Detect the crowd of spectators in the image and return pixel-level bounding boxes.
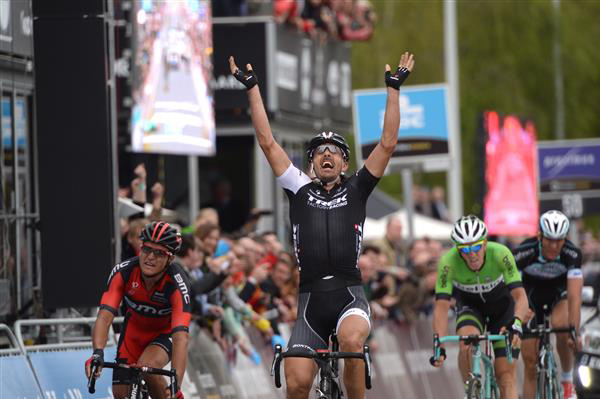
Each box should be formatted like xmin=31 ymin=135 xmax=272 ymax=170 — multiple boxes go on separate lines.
xmin=275 ymin=0 xmax=376 ymax=41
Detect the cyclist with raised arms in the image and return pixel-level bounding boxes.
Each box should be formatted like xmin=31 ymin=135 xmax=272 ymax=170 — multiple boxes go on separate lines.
xmin=84 ymin=221 xmax=190 ymax=399
xmin=513 ymin=210 xmax=582 ymax=399
xmin=229 ymin=52 xmax=414 ymax=399
xmin=432 ymin=215 xmax=529 ymax=399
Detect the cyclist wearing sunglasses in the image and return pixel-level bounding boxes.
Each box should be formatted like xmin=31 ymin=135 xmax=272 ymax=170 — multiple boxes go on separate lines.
xmin=513 ymin=210 xmax=582 ymax=399
xmin=432 ymin=215 xmax=529 ymax=399
xmin=229 ymin=52 xmax=414 ymax=399
xmin=85 ymin=221 xmax=190 ymax=399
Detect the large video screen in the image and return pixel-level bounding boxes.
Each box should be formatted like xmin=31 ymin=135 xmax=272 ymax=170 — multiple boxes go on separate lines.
xmin=483 ymin=111 xmax=538 ymax=236
xmin=131 ymin=0 xmax=215 ymax=156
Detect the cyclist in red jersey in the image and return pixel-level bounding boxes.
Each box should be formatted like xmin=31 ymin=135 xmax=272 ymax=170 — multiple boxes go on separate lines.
xmin=85 ymin=221 xmax=191 ymax=399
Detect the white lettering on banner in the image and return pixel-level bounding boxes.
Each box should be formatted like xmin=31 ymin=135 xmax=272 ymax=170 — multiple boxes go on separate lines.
xmin=209 ymin=75 xmax=245 ymax=90
xmin=327 ymin=60 xmax=340 ymax=97
xmin=174 ymin=273 xmax=191 ymax=304
xmin=198 ymin=373 xmax=216 ymax=389
xmin=276 ymin=51 xmax=297 ymax=91
xmin=374 ymin=352 xmax=406 ymax=378
xmin=543 ymin=148 xmax=595 ymax=176
xmin=0 ymin=1 xmax=10 ymax=32
xmin=307 ymin=194 xmax=348 ymax=209
xmin=380 ymin=95 xmax=425 ymax=131
xmin=20 ymin=11 xmax=32 ymax=36
xmin=340 ymin=62 xmax=351 ymax=107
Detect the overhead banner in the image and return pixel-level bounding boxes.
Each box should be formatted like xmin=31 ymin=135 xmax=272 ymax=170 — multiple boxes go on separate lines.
xmin=483 ymin=111 xmax=539 ymax=236
xmin=353 ymin=84 xmax=449 ymax=164
xmin=538 ymin=139 xmax=600 ymax=218
xmin=0 ymin=0 xmax=33 ymax=57
xmin=276 ymin=25 xmax=352 ymax=124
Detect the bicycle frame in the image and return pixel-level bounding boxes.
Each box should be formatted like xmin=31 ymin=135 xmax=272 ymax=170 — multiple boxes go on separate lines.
xmin=271 ymin=343 xmax=372 ymax=399
xmin=433 ymin=333 xmax=512 ymax=399
xmin=526 ymin=306 xmax=575 ymax=399
xmin=88 ymin=362 xmax=178 ymax=399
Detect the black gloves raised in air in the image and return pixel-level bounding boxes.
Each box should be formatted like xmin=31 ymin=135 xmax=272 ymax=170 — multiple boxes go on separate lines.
xmin=233 ymin=67 xmax=258 ymax=90
xmin=385 ymin=66 xmax=411 ymax=90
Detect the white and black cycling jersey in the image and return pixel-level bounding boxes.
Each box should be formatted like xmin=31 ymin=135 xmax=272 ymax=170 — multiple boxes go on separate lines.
xmin=512 ymin=237 xmax=582 ymax=289
xmin=277 ymin=163 xmax=379 ymax=292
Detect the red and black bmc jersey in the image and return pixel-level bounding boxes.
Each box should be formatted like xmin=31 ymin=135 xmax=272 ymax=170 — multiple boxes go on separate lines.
xmin=100 ymin=257 xmax=192 ymax=334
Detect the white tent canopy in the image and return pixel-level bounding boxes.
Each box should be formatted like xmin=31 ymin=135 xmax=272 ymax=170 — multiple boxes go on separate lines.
xmin=363 ymin=209 xmax=453 ymax=241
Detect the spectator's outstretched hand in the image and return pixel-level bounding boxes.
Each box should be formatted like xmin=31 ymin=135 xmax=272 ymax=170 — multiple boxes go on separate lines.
xmin=229 ymin=56 xmax=258 ymax=90
xmin=385 ymin=52 xmax=415 ymax=90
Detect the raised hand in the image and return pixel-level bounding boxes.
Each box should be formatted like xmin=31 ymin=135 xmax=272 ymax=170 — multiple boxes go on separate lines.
xmin=385 ymin=52 xmax=415 ymax=90
xmin=229 ymin=56 xmax=258 ymax=90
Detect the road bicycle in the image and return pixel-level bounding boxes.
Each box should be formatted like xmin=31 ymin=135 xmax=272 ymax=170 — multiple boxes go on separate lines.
xmin=525 ymin=304 xmax=577 ymax=399
xmin=271 ymin=334 xmax=372 ymax=399
xmin=88 ymin=361 xmax=178 ymax=399
xmin=432 ymin=332 xmax=512 ymax=399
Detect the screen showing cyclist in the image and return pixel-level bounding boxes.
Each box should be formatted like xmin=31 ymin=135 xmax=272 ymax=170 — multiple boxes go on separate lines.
xmin=432 ymin=215 xmax=529 ymax=399
xmin=513 ymin=210 xmax=582 ymax=399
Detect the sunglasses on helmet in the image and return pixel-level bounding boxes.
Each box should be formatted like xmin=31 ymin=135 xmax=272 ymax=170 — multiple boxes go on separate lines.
xmin=315 ymin=144 xmax=341 ymax=155
xmin=457 ymin=240 xmax=485 ymax=254
xmin=141 ymin=245 xmax=171 ymax=258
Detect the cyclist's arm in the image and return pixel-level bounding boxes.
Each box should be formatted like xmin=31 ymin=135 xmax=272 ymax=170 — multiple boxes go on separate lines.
xmin=510 ymin=286 xmax=529 ymax=323
xmin=92 ymin=308 xmax=114 ymax=350
xmin=363 ymin=85 xmax=399 ymax=178
xmin=567 ymin=273 xmax=583 ymax=335
xmin=247 ymin=86 xmax=291 ymax=177
xmin=171 ymin=330 xmax=188 ymax=390
xmin=433 ymin=299 xmax=451 ymax=343
xmin=364 ymin=54 xmax=414 ymax=177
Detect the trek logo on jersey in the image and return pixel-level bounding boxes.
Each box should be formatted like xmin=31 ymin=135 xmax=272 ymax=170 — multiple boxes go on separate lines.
xmin=124 ymin=296 xmax=171 ymax=316
xmin=174 ymin=273 xmax=191 ymax=304
xmin=307 ymin=194 xmax=348 ymax=209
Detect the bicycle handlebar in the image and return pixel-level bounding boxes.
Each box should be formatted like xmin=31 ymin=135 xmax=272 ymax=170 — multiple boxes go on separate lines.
xmin=88 ymin=362 xmax=178 ymax=396
xmin=431 ymin=333 xmax=513 ymax=365
xmin=523 ymin=326 xmax=577 ymax=341
xmin=271 ymin=344 xmax=372 ymax=390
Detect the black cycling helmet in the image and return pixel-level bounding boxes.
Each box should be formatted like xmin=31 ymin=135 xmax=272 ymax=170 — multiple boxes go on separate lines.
xmin=140 ymin=221 xmax=182 ymax=253
xmin=306 ymin=131 xmax=350 ymax=161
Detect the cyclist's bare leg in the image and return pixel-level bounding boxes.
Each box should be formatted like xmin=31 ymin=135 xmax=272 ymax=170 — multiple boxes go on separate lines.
xmin=551 ymin=300 xmax=573 ymax=374
xmin=456 ymin=325 xmax=479 ymax=383
xmin=494 ymin=356 xmax=518 ymax=399
xmin=112 ymin=384 xmax=129 ymax=398
xmin=521 ymin=337 xmax=540 ymax=399
xmin=284 ymin=357 xmax=318 ymax=399
xmin=337 ymin=314 xmax=369 ymax=399
xmin=137 ymin=344 xmax=170 ymax=399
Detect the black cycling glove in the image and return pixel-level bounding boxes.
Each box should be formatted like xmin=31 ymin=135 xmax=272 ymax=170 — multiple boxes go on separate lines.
xmin=86 ymin=348 xmax=104 ymax=369
xmin=429 ymin=347 xmax=446 ymax=366
xmin=385 ymin=66 xmax=411 ymax=90
xmin=508 ymin=317 xmax=523 ymax=338
xmin=233 ymin=66 xmax=258 ymax=90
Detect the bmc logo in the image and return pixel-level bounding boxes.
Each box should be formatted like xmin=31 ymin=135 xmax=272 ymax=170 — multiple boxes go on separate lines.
xmin=124 ymin=296 xmax=171 ymax=316
xmin=174 ymin=273 xmax=191 ymax=304
xmin=107 ymin=259 xmax=131 ymax=283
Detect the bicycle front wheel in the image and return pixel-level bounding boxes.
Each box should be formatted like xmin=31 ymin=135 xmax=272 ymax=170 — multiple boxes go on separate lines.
xmin=466 ymin=377 xmax=482 ymax=399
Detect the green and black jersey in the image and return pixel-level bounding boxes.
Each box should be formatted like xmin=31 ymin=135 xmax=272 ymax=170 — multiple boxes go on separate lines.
xmin=435 ymin=241 xmax=522 ymax=307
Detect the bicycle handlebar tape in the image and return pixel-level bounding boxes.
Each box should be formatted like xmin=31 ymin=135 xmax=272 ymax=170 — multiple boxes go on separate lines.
xmin=233 ymin=67 xmax=258 ymax=90
xmin=385 ymin=66 xmax=410 ymax=90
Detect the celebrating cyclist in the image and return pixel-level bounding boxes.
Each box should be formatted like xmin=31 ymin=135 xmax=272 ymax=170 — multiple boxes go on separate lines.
xmin=84 ymin=221 xmax=190 ymax=399
xmin=432 ymin=215 xmax=529 ymax=399
xmin=513 ymin=210 xmax=582 ymax=399
xmin=230 ymin=52 xmax=414 ymax=399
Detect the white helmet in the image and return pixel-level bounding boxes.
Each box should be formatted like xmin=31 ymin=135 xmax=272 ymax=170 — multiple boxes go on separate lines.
xmin=540 ymin=210 xmax=569 ymax=239
xmin=451 ymin=215 xmax=488 ymax=244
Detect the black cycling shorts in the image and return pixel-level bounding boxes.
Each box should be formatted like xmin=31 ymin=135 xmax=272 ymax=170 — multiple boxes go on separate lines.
xmin=523 ymin=284 xmax=567 ymax=336
xmin=112 ymin=333 xmax=172 ymax=385
xmin=455 ymin=299 xmax=519 ymax=359
xmin=287 ymin=285 xmax=370 ymax=352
